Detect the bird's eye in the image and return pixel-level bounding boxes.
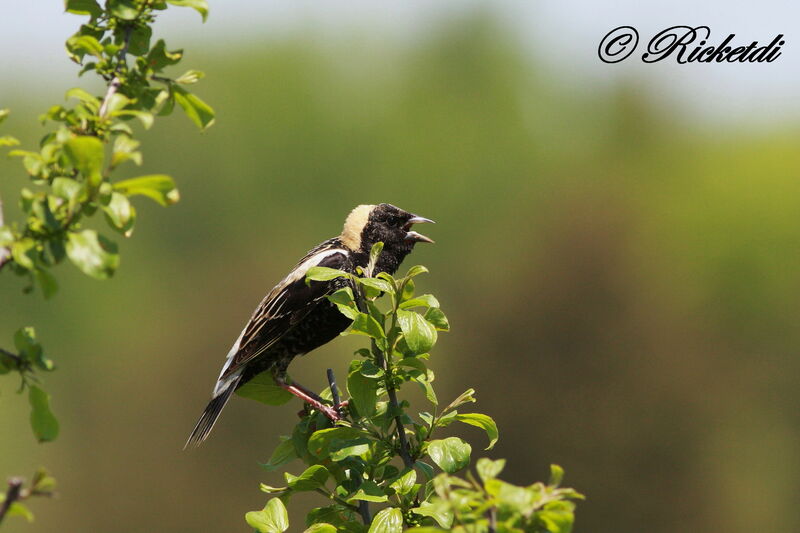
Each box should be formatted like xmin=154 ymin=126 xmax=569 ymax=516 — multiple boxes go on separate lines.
xmin=387 ymin=215 xmax=400 ymax=227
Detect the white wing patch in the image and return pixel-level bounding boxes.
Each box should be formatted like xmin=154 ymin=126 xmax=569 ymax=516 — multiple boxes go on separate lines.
xmin=211 ymin=248 xmax=348 ymax=397
xmin=286 ymin=249 xmax=347 ymax=284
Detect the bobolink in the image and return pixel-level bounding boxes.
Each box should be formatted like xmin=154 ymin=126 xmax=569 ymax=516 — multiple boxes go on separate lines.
xmin=185 ymin=203 xmax=434 ymax=447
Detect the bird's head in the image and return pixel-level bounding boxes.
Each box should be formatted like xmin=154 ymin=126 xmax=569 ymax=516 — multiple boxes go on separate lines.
xmin=341 ymin=203 xmax=434 ymax=270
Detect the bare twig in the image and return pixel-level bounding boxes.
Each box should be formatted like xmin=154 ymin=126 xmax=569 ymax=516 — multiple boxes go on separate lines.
xmin=326 ymin=368 xmax=341 ymax=411
xmin=0 ymin=348 xmax=22 ymax=365
xmin=358 ymin=500 xmax=372 ymax=525
xmin=0 ymin=477 xmax=24 ymax=526
xmin=487 ymin=506 xmax=497 ymax=533
xmin=98 ymin=24 xmax=134 ymax=118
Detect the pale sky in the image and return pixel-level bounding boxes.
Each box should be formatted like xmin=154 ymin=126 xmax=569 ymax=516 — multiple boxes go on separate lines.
xmin=1 ymin=1 xmax=798 ymax=126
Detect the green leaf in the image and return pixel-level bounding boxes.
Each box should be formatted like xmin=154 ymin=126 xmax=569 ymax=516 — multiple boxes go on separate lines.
xmin=0 ymin=108 xmax=10 ymax=124
xmin=29 ymin=385 xmax=59 ymax=442
xmin=0 ymin=135 xmax=20 ymax=146
xmin=10 ymin=238 xmax=35 ymax=270
xmin=66 ymin=230 xmax=119 ymax=279
xmin=455 ymin=413 xmax=499 ymax=450
xmin=5 ymin=502 xmax=34 ymax=522
xmin=260 ymin=437 xmax=297 ymax=471
xmin=367 ymin=507 xmax=403 ymax=533
xmin=484 ymin=479 xmax=535 ymax=514
xmin=307 ymin=427 xmax=366 ymax=459
xmin=329 ymin=437 xmax=371 ymax=461
xmin=415 ymin=460 xmax=435 ymax=481
xmin=357 ymin=277 xmax=394 ymax=294
xmin=411 ymin=501 xmax=453 ymax=529
xmin=66 ymin=34 xmax=104 ymax=59
xmin=347 ymin=370 xmax=378 ymax=418
xmin=173 ymin=86 xmax=215 ymax=130
xmin=175 ymin=69 xmax=205 ymax=84
xmin=166 ymin=0 xmax=209 ymax=21
xmin=306 ymin=266 xmax=349 ymax=283
xmin=366 ymin=241 xmax=383 ymax=275
xmin=103 ymin=192 xmax=134 ymax=232
xmin=348 ymin=480 xmax=388 ymax=504
xmin=31 ymin=467 xmax=57 ymax=493
xmin=538 ymin=500 xmax=576 ymax=533
xmin=306 ymin=505 xmax=362 ymax=533
xmin=52 ymin=177 xmax=85 ymax=208
xmin=405 ymin=265 xmax=429 ymax=278
xmin=423 ymin=308 xmax=449 ymax=331
xmin=476 ymin=457 xmax=506 ymax=482
xmin=286 ymin=464 xmax=330 ymax=492
xmin=328 ymin=287 xmax=354 ymax=305
xmin=259 ymin=483 xmax=287 ymax=494
xmin=549 ymin=464 xmax=565 ymax=486
xmin=388 ymin=469 xmax=417 ymax=495
xmin=108 ymin=0 xmax=139 ymax=19
xmin=113 ymin=174 xmax=179 ymax=206
xmin=426 ymin=437 xmax=471 ymax=474
xmin=399 ymin=294 xmax=439 ymax=309
xmin=65 ymin=0 xmax=102 ymax=17
xmin=443 ymin=389 xmax=476 ymax=413
xmin=246 ymin=498 xmax=289 ymax=533
xmin=63 ymin=135 xmax=104 ymax=186
xmin=128 ymin=24 xmax=152 ymax=56
xmin=146 ymin=39 xmax=183 ymax=70
xmin=397 ymin=309 xmax=437 ymax=354
xmin=111 ymin=135 xmax=142 ymax=168
xmin=104 ymin=93 xmax=132 ymax=115
xmin=413 ymin=370 xmax=438 ymax=406
xmin=14 ymin=327 xmax=49 ymax=369
xmin=35 ymin=269 xmax=59 ymax=300
xmin=236 ymin=371 xmax=292 ymax=405
xmin=359 ymin=359 xmax=384 ymax=378
xmin=65 ymin=87 xmax=99 ymax=108
xmin=111 ymin=109 xmax=154 ymax=129
xmin=303 ymin=524 xmax=336 ymax=533
xmin=348 ymin=313 xmax=385 ymax=340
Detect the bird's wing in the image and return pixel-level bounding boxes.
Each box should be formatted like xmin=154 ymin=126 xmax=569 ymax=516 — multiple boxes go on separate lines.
xmin=217 ymin=241 xmax=349 ymax=382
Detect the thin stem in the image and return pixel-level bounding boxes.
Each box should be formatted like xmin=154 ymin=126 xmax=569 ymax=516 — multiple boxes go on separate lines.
xmin=0 ymin=348 xmax=22 ymax=365
xmin=353 ymin=283 xmax=414 ymax=469
xmin=326 ymin=368 xmax=341 ymax=411
xmin=358 ymin=500 xmax=372 ymax=524
xmin=98 ymin=24 xmax=134 ymax=119
xmin=487 ymin=506 xmax=497 ymax=533
xmin=314 ymin=488 xmax=361 ymax=515
xmin=0 ymin=477 xmax=24 ymax=526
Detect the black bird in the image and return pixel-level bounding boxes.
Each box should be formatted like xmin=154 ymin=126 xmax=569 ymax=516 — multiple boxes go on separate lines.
xmin=185 ymin=203 xmax=434 ymax=447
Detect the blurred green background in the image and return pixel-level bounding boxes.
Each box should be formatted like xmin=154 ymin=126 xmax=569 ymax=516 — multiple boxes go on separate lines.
xmin=3 ymin=8 xmax=800 ymax=533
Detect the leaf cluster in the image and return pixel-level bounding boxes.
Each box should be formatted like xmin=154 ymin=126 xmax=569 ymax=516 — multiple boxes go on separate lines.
xmin=0 ymin=468 xmax=57 ymax=526
xmin=0 ymin=2 xmax=213 ymax=521
xmin=242 ymin=246 xmax=582 ymax=533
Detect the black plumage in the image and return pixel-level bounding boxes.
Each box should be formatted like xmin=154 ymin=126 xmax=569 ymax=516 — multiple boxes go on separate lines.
xmin=185 ymin=203 xmax=433 ymax=447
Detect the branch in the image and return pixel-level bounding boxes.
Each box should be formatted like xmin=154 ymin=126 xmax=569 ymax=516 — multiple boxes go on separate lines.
xmin=358 ymin=500 xmax=371 ymax=525
xmin=353 ymin=285 xmax=414 ymax=470
xmin=487 ymin=506 xmax=497 ymax=533
xmin=326 ymin=368 xmax=341 ymax=413
xmin=0 ymin=348 xmax=22 ymax=365
xmin=98 ymin=24 xmax=134 ymax=118
xmin=0 ymin=477 xmax=24 ymax=526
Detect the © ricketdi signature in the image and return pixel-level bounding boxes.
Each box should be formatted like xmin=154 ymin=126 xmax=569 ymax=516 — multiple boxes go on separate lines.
xmin=599 ymin=25 xmax=785 ymax=64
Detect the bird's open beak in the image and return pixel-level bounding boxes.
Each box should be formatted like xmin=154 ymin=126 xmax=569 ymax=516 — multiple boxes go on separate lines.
xmin=404 ymin=215 xmax=435 ymax=244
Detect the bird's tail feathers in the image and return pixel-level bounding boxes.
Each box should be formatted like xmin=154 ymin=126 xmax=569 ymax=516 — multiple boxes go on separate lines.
xmin=184 ymin=376 xmax=241 ymax=449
